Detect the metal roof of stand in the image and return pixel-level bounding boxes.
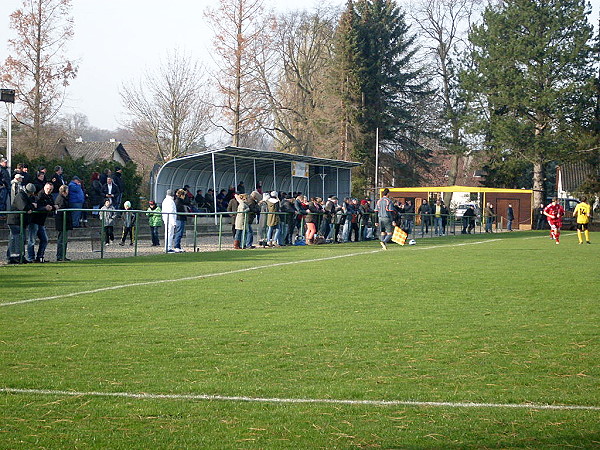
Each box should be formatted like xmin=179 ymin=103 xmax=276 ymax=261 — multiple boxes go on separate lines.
xmin=153 ymin=146 xmax=361 ymax=204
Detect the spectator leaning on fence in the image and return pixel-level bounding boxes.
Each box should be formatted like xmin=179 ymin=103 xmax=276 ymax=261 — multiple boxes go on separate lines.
xmin=233 ymin=193 xmax=249 ymax=249
xmin=68 ymin=176 xmax=85 ymax=228
xmin=55 ymin=184 xmax=72 ymax=262
xmin=266 ymin=191 xmax=281 ymax=247
xmin=173 ymin=189 xmax=188 ymax=252
xmin=28 ymin=182 xmax=55 ymax=263
xmin=7 ymin=183 xmax=36 ymax=264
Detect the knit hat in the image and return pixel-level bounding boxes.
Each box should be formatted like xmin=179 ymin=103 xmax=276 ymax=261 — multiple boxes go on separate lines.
xmin=124 ymin=201 xmax=131 ymax=208
xmin=25 ymin=183 xmax=36 ymax=193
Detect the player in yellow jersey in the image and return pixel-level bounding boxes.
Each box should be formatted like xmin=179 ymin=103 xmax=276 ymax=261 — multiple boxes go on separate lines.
xmin=572 ymin=197 xmax=591 ymax=244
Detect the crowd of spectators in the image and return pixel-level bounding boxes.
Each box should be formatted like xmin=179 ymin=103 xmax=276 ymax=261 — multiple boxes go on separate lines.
xmin=3 ymin=162 xmax=130 ymax=263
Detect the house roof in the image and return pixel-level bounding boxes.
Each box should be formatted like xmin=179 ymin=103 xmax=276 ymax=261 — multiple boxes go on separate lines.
xmin=559 ymin=162 xmax=595 ymax=193
xmin=387 ymin=185 xmax=533 ymax=194
xmin=64 ymin=141 xmax=132 ymax=164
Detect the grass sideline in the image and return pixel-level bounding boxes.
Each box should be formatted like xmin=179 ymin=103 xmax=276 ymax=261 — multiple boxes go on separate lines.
xmin=1 ymin=231 xmax=599 ymax=448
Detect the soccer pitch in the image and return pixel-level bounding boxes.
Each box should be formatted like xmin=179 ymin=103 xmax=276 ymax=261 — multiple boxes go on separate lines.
xmin=1 ymin=232 xmax=598 ymax=448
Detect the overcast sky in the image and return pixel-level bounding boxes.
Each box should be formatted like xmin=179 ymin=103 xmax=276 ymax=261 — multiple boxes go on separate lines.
xmin=1 ymin=0 xmax=599 ymax=133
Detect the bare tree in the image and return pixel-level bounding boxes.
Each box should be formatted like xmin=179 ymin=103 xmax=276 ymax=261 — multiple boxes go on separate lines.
xmin=120 ymin=51 xmax=212 ymax=162
xmin=1 ymin=0 xmax=78 ymax=155
xmin=205 ymin=0 xmax=268 ymax=147
xmin=408 ymin=0 xmax=482 ymax=200
xmin=252 ymin=8 xmax=339 ymax=157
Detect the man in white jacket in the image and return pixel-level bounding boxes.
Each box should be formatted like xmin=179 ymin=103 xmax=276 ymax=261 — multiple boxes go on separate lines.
xmin=161 ymin=189 xmax=177 ymax=252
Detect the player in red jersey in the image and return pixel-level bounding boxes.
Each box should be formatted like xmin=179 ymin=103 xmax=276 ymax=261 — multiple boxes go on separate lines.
xmin=543 ymin=198 xmax=565 ymax=244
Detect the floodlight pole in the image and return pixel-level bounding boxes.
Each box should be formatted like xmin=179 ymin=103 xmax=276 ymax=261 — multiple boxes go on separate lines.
xmin=6 ymin=102 xmax=12 ymax=169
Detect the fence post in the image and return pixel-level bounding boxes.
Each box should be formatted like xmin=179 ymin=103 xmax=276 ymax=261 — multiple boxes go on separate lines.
xmin=193 ymin=214 xmax=198 ymax=252
xmin=134 ymin=211 xmax=139 ymax=257
xmin=218 ymin=214 xmax=223 ymax=251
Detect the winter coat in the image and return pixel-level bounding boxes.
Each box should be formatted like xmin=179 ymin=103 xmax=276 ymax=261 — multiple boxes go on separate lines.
xmin=100 ymin=205 xmax=116 ymax=226
xmin=7 ymin=191 xmax=34 ymax=226
xmin=55 ymin=194 xmax=73 ymax=231
xmin=89 ymin=180 xmax=104 ymax=206
xmin=146 ymin=206 xmax=163 ymax=227
xmin=67 ymin=181 xmax=85 ymax=204
xmin=235 ymin=201 xmax=249 ymax=230
xmin=266 ymin=199 xmax=280 ymax=227
xmin=122 ymin=209 xmax=137 ymax=228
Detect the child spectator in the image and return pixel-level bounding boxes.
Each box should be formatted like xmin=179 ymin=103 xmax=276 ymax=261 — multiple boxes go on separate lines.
xmin=119 ymin=201 xmax=136 ymax=246
xmin=99 ymin=199 xmax=116 ymax=245
xmin=146 ymin=200 xmax=163 ymax=246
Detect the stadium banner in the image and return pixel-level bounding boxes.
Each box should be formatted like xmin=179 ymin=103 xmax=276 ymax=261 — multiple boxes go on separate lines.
xmin=391 ymin=227 xmax=408 ymax=246
xmin=291 ymin=161 xmax=309 ymax=178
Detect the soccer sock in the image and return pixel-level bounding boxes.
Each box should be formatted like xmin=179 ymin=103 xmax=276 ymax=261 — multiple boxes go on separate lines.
xmin=555 ymin=230 xmax=560 ymax=242
xmin=584 ymin=229 xmax=590 ymax=242
xmin=550 ymin=230 xmax=555 ymax=240
xmin=577 ymin=230 xmax=583 ymax=244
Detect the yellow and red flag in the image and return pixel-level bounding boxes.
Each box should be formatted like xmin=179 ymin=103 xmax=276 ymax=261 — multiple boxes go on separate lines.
xmin=391 ymin=227 xmax=408 ymax=246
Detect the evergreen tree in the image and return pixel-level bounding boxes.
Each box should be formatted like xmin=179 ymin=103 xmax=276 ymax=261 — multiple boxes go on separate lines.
xmin=334 ymin=0 xmax=431 ymax=193
xmin=463 ymin=0 xmax=595 ymax=205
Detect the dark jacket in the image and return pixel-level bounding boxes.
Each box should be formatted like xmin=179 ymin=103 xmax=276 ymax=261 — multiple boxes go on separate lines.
xmin=101 ymin=182 xmax=120 ymax=203
xmin=32 ymin=191 xmax=54 ymax=226
xmin=8 ymin=191 xmax=35 ymax=226
xmin=51 ymin=172 xmax=65 ymax=194
xmin=175 ymin=197 xmax=188 ymax=222
xmin=89 ymin=179 xmax=104 ymax=206
xmin=305 ymin=202 xmax=321 ymax=224
xmin=55 ymin=194 xmax=73 ymax=231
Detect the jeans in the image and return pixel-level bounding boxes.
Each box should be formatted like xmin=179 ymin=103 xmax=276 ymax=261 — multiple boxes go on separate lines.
xmin=150 ymin=226 xmax=160 ymax=245
xmin=507 ymin=219 xmax=513 ymax=231
xmin=27 ymin=223 xmax=48 ymax=260
xmin=267 ymin=225 xmax=280 ymax=244
xmin=245 ymin=224 xmax=254 ymax=247
xmin=56 ymin=230 xmax=69 ymax=260
xmin=420 ymin=216 xmax=429 ymax=236
xmin=70 ymin=202 xmax=83 ymax=227
xmin=0 ymin=186 xmax=8 ymax=213
xmin=342 ymin=220 xmax=351 ymax=242
xmin=8 ymin=224 xmax=23 ymax=260
xmin=234 ymin=228 xmax=245 ymax=242
xmin=174 ymin=219 xmax=185 ymax=249
xmin=485 ymin=217 xmax=494 ymax=232
xmin=434 ymin=217 xmax=443 ymax=235
xmin=278 ymin=223 xmax=288 ymax=245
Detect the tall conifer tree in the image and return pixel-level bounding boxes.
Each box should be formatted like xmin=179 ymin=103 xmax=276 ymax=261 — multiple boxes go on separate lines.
xmin=463 ymin=0 xmax=595 ymax=204
xmin=334 ymin=0 xmax=431 ymax=192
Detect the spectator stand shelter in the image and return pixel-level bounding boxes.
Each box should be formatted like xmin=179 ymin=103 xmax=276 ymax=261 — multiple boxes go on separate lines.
xmin=384 ymin=185 xmax=534 ymax=230
xmin=153 ymin=146 xmax=361 ymax=214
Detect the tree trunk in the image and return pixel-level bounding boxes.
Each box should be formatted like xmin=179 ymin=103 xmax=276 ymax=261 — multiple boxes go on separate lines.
xmin=532 ymin=159 xmax=545 ymax=207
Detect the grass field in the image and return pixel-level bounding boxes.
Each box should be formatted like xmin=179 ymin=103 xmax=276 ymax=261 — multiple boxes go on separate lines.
xmin=1 ymin=231 xmax=599 ymax=448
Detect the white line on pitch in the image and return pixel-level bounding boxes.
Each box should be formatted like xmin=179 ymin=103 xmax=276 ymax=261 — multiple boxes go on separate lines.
xmin=0 ymin=236 xmax=525 ymax=308
xmin=1 ymin=387 xmax=598 ymax=411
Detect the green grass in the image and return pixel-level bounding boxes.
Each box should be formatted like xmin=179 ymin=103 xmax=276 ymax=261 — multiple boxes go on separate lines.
xmin=1 ymin=231 xmax=599 ymax=448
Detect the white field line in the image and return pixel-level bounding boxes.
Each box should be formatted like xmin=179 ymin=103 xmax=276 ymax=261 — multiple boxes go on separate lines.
xmin=1 ymin=387 xmax=598 ymax=411
xmin=0 ymin=234 xmax=566 ymax=308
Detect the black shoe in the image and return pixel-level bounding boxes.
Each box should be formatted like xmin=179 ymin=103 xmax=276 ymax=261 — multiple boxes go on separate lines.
xmin=8 ymin=258 xmax=19 ymax=264
xmin=129 ymin=242 xmax=134 ymax=246
xmin=119 ymin=242 xmax=125 ymax=246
